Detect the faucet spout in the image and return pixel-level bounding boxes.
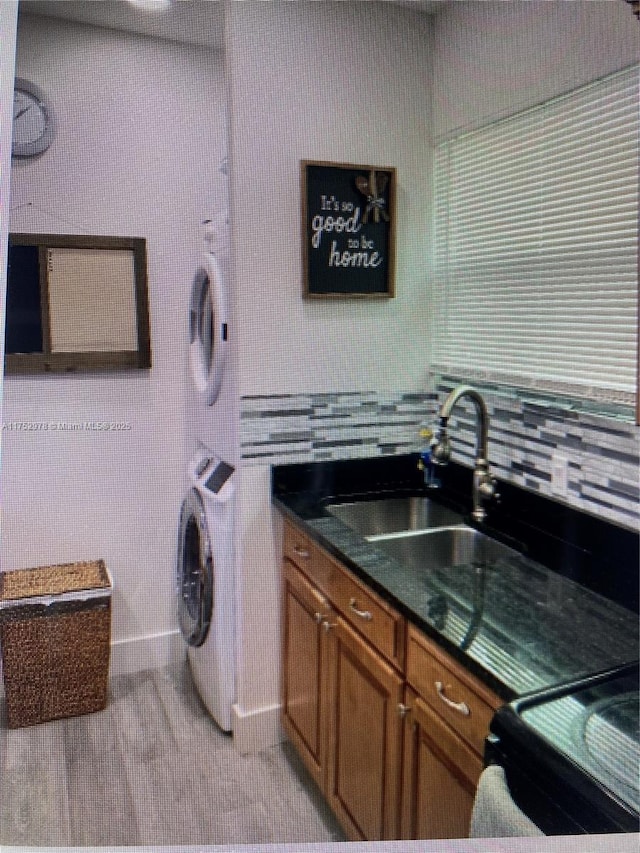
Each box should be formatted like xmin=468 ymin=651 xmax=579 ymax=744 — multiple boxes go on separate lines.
xmin=432 ymin=385 xmax=497 ymax=522
xmin=439 ymin=385 xmax=489 ymax=462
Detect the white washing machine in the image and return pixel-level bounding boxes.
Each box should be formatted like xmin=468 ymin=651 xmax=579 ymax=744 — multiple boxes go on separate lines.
xmin=176 ymin=446 xmax=236 ymax=731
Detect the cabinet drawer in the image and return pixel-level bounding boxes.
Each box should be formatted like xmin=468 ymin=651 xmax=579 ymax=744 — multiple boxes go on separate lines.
xmin=406 ymin=626 xmax=501 ymax=756
xmin=283 ymin=519 xmax=314 ymax=572
xmin=283 ymin=519 xmax=405 ymax=668
xmin=323 ymin=552 xmax=405 ymax=668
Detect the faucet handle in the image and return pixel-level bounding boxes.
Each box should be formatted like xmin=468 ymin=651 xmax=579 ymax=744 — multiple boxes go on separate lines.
xmin=431 ymin=432 xmax=451 ymax=465
xmin=472 ymin=466 xmax=499 ymax=522
xmin=478 ymin=473 xmax=499 ymax=503
xmin=478 ymin=475 xmax=493 ymax=494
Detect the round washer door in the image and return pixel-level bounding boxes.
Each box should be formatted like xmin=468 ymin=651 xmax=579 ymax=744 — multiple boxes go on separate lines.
xmin=189 ymin=253 xmax=228 ymax=406
xmin=176 ymin=488 xmax=214 ymax=647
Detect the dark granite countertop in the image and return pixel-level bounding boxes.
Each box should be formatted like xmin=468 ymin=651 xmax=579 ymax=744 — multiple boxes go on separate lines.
xmin=273 ymin=456 xmax=639 ymax=701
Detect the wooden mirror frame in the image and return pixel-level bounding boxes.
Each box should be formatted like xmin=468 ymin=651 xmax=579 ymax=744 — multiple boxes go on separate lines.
xmin=5 ymin=233 xmax=151 ymax=374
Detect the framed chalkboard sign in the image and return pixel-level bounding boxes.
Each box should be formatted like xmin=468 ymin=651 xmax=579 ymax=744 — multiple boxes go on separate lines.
xmin=302 ymin=160 xmax=396 ymax=298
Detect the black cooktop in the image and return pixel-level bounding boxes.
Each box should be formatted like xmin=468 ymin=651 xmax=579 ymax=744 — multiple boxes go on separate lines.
xmin=488 ymin=663 xmax=640 ymax=834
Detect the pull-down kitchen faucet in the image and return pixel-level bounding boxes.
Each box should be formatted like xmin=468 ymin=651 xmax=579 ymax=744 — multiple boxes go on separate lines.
xmin=431 ymin=385 xmax=498 ymax=522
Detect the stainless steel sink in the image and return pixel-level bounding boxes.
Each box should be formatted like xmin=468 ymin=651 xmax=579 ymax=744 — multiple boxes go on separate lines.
xmin=325 ymin=496 xmax=464 ymax=538
xmin=370 ymin=526 xmax=519 ymax=572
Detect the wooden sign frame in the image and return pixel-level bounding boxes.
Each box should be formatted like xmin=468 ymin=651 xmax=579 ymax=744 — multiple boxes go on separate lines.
xmin=301 ymin=160 xmax=396 ymax=298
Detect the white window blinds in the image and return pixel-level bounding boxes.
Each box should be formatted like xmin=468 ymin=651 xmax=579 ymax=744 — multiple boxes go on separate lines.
xmin=432 ymin=65 xmax=639 ymax=405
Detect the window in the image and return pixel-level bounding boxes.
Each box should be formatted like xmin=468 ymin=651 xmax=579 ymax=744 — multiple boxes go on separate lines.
xmin=432 ymin=65 xmax=639 ymax=410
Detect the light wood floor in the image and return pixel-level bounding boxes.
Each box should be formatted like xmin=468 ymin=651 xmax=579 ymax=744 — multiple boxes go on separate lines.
xmin=0 ymin=660 xmax=345 ymax=847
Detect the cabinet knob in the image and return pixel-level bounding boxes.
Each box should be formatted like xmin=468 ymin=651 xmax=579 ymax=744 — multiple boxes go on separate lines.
xmin=314 ymin=612 xmax=323 ymax=624
xmin=293 ymin=545 xmax=310 ymax=559
xmin=397 ymin=703 xmax=411 ymax=719
xmin=435 ymin=681 xmax=470 ymax=716
xmin=349 ymin=598 xmax=373 ymax=621
xmin=322 ymin=620 xmax=335 ymax=633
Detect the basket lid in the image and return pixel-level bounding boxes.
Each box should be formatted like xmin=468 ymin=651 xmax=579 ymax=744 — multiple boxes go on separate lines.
xmin=0 ymin=559 xmax=111 ymax=606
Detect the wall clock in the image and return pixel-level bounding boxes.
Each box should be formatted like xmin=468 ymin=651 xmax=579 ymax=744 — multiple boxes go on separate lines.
xmin=12 ymin=78 xmax=54 ymax=158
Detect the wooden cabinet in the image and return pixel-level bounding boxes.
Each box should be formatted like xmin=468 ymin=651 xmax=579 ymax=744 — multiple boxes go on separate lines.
xmin=401 ymin=685 xmax=482 ymax=839
xmin=405 ymin=625 xmax=500 ymax=756
xmin=401 ymin=625 xmax=502 ymax=839
xmin=281 ymin=518 xmax=405 ymax=841
xmin=282 ymin=518 xmax=406 ymax=670
xmin=280 ymin=517 xmax=503 ymax=842
xmin=281 ymin=558 xmax=332 ymax=792
xmin=326 ymin=615 xmax=403 ymax=840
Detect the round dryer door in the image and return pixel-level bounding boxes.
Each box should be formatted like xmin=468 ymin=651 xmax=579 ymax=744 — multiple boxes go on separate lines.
xmin=176 ymin=488 xmax=214 ymax=647
xmin=189 ymin=253 xmax=228 ymax=406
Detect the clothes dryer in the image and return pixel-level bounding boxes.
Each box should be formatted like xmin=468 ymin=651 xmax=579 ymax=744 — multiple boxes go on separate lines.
xmin=186 ymin=215 xmax=235 ymax=459
xmin=189 ymin=248 xmax=229 ymax=408
xmin=176 ymin=446 xmax=235 ymax=731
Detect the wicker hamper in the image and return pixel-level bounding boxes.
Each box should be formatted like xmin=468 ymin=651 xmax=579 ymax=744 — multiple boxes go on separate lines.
xmin=0 ymin=559 xmax=112 ymax=728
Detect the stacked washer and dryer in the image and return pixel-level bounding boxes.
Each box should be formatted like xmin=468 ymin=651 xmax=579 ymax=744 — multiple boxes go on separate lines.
xmin=176 ymin=211 xmax=236 ymax=732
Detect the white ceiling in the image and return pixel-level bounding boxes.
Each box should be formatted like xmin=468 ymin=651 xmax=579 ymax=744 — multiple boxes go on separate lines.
xmin=20 ymin=0 xmax=226 ymax=49
xmin=20 ymin=0 xmax=446 ymax=50
xmin=391 ymin=1 xmax=448 ymax=12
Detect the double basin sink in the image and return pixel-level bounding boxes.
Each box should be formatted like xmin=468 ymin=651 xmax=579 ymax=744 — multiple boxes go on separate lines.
xmin=325 ymin=496 xmax=519 ymax=573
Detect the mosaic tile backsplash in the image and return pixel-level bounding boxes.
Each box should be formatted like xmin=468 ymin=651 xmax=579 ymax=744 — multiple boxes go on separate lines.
xmin=241 ymin=384 xmax=639 ymax=531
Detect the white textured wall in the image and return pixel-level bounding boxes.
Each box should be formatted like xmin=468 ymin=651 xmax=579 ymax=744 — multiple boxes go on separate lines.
xmin=431 ymin=0 xmax=639 ymax=139
xmin=226 ymin=0 xmax=434 ymax=747
xmin=227 ymin=0 xmax=434 ymax=397
xmin=0 ymin=1 xmax=18 ymax=468
xmin=2 ymin=13 xmax=227 ymax=663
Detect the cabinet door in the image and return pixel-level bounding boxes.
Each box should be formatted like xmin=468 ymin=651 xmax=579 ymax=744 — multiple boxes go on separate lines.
xmin=281 ymin=558 xmax=332 ymax=791
xmin=401 ymin=686 xmax=482 ymax=840
xmin=326 ymin=615 xmax=404 ymax=841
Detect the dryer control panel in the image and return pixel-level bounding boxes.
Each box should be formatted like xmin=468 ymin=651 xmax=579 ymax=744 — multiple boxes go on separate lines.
xmin=190 ymin=451 xmax=235 ymax=502
xmin=204 ymin=460 xmax=234 ymax=496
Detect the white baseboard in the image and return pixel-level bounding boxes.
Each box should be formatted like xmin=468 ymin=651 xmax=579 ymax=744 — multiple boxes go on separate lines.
xmin=231 ymin=701 xmax=285 ymax=754
xmin=1 ymin=631 xmax=285 ymax=759
xmin=0 ymin=630 xmax=184 ymax=700
xmin=109 ymin=629 xmax=184 ymax=677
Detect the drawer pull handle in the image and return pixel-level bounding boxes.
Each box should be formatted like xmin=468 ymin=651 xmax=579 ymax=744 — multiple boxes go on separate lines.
xmin=293 ymin=545 xmax=310 ymax=559
xmin=349 ymin=598 xmax=373 ymax=621
xmin=435 ymin=681 xmax=470 ymax=716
